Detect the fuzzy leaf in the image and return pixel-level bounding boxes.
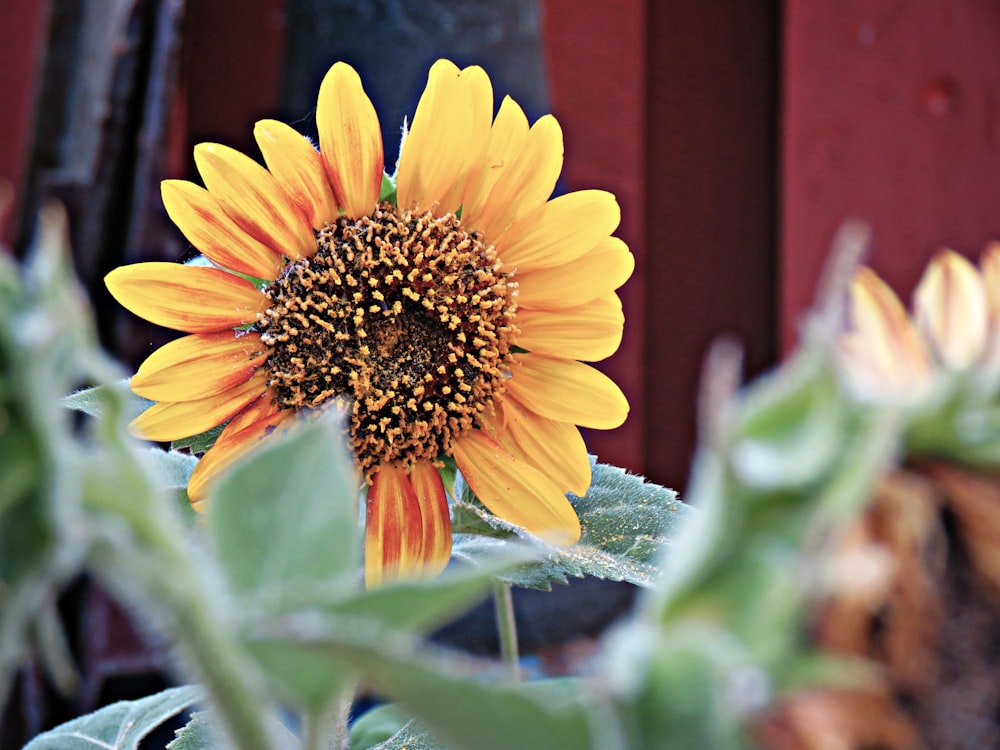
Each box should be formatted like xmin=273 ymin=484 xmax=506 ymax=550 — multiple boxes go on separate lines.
xmin=246 ymin=617 xmax=620 ymax=750
xmin=209 ymin=416 xmax=360 ymax=600
xmin=167 ymin=709 xmax=299 ymax=750
xmin=209 ymin=416 xmax=361 ymax=710
xmin=451 ymin=461 xmax=691 ymax=589
xmin=63 ymin=381 xmax=154 ymax=422
xmin=24 ymin=685 xmax=202 ymax=750
xmin=349 ymin=705 xmax=415 ymax=750
xmin=170 ymin=424 xmax=225 ymax=454
xmin=167 ymin=712 xmax=214 ymax=750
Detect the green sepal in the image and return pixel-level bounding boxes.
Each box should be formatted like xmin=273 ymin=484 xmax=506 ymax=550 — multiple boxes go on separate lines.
xmin=379 ymin=172 xmax=398 ymax=206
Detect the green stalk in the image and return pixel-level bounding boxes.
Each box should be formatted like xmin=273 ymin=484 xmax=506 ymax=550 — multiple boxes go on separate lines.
xmin=493 ymin=581 xmax=521 ymax=682
xmin=85 ymin=450 xmax=278 ymax=750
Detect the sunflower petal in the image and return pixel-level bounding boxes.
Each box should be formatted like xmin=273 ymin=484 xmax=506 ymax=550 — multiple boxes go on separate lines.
xmin=194 ymin=143 xmax=314 ymax=261
xmin=474 ymin=115 xmax=563 ymax=240
xmin=187 ymin=394 xmax=287 ymax=508
xmin=479 ymin=398 xmax=591 ymax=497
xmin=506 ymin=354 xmax=629 ymax=430
xmin=497 ymin=190 xmax=620 ymax=272
xmin=365 ymin=461 xmax=451 ymax=587
xmin=452 ymin=429 xmax=580 ymax=545
xmin=515 ymin=237 xmax=634 ymax=310
xmin=130 ymin=331 xmax=267 ymax=402
xmin=515 ymin=293 xmax=624 ymax=362
xmin=105 ymin=263 xmax=268 ymax=333
xmin=254 ymin=119 xmax=339 ymax=230
xmin=461 ymin=96 xmax=530 ymax=229
xmin=316 ymin=62 xmax=383 ymax=219
xmin=396 ymin=61 xmax=492 ymax=215
xmin=161 ymin=180 xmax=285 ymax=279
xmin=129 ymin=370 xmax=269 ymax=442
xmin=409 ymin=460 xmax=453 ymax=574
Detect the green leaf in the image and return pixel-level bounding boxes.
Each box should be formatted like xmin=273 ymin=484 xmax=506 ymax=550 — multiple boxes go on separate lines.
xmin=247 ymin=617 xmax=621 ymax=750
xmin=171 ymin=424 xmax=225 ymax=454
xmin=63 ymin=381 xmax=154 ymax=422
xmin=349 ymin=704 xmax=415 ymax=750
xmin=0 ymin=206 xmax=98 ymax=712
xmin=167 ymin=709 xmax=300 ymax=750
xmin=24 ymin=685 xmax=202 ymax=750
xmin=240 ymin=559 xmax=513 ymax=713
xmin=166 ymin=711 xmax=215 ymax=750
xmin=369 ymin=720 xmax=444 ymax=750
xmin=209 ymin=415 xmax=361 ymax=710
xmin=606 ymin=625 xmax=754 ymax=750
xmin=452 ymin=461 xmax=692 ymax=589
xmin=146 ymin=448 xmax=199 ymax=488
xmin=209 ymin=415 xmax=360 ymax=600
xmin=145 ymin=448 xmax=199 ymax=524
xmin=316 ymin=566 xmax=492 ymax=632
xmin=730 ymin=352 xmax=847 ymax=490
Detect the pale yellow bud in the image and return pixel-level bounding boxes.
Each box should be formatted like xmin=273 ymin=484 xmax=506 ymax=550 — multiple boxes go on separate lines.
xmin=913 ymin=249 xmax=988 ymax=371
xmin=839 ymin=267 xmax=933 ymax=400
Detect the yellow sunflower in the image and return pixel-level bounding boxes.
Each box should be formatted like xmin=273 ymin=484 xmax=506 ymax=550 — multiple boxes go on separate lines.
xmin=105 ymin=59 xmax=632 ymax=585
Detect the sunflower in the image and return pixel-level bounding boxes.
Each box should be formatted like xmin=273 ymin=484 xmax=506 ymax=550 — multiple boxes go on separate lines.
xmin=106 ymin=59 xmax=632 ymax=585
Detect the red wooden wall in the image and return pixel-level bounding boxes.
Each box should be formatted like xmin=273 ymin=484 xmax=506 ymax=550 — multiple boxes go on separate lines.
xmin=781 ymin=2 xmax=1000 ymax=350
xmin=6 ymin=1 xmax=1000 ymax=490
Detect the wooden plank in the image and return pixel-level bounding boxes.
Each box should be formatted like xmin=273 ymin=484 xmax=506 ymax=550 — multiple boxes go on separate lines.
xmin=641 ymin=1 xmax=779 ymax=489
xmin=0 ymin=0 xmax=52 ymax=248
xmin=541 ymin=0 xmax=648 ymax=475
xmin=781 ymin=1 xmax=1000 ymax=350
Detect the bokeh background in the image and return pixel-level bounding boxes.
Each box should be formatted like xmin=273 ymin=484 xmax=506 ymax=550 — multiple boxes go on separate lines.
xmin=3 ymin=0 xmax=1000 ymax=744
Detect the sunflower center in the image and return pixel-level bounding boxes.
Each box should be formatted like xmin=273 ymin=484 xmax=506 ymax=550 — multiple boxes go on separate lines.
xmin=256 ymin=203 xmax=517 ymax=474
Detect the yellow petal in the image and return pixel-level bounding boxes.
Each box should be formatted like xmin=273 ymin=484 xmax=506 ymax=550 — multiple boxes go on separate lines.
xmin=396 ymin=61 xmax=492 ymax=215
xmin=194 ymin=143 xmax=315 ymax=261
xmin=515 ymin=294 xmax=624 ymax=362
xmin=461 ymin=96 xmax=530 ymax=229
xmin=130 ymin=331 xmax=267 ymax=402
xmin=515 ymin=237 xmax=634 ymax=310
xmin=187 ymin=394 xmax=287 ymax=508
xmin=365 ymin=461 xmax=451 ymax=587
xmin=316 ymin=62 xmax=383 ymax=218
xmin=473 ymin=115 xmax=563 ymax=240
xmin=479 ymin=397 xmax=591 ymax=497
xmin=840 ymin=267 xmax=933 ymax=395
xmin=914 ymin=249 xmax=988 ymax=370
xmin=161 ymin=180 xmax=285 ymax=279
xmin=254 ymin=119 xmax=339 ymax=229
xmin=105 ymin=263 xmax=268 ymax=333
xmin=129 ymin=370 xmax=269 ymax=442
xmin=506 ymin=354 xmax=629 ymax=430
xmin=496 ymin=190 xmax=620 ymax=272
xmin=409 ymin=460 xmax=453 ymax=575
xmin=452 ymin=429 xmax=580 ymax=545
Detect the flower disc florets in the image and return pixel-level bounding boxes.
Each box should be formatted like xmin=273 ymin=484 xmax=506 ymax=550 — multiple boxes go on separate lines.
xmin=256 ymin=202 xmax=518 ymax=474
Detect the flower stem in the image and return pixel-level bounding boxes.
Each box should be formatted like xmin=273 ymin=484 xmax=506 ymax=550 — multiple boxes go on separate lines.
xmin=493 ymin=581 xmax=520 ymax=682
xmin=303 ymin=690 xmax=353 ymax=750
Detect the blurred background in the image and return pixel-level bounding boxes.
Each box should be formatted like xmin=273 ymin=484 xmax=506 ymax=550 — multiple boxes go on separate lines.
xmin=2 ymin=0 xmax=1000 ymax=744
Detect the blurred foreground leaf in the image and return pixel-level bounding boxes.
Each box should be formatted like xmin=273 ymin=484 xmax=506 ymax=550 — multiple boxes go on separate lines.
xmin=0 ymin=205 xmax=105 ymax=711
xmin=248 ymin=613 xmax=623 ymax=750
xmin=207 ymin=415 xmax=361 ymax=711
